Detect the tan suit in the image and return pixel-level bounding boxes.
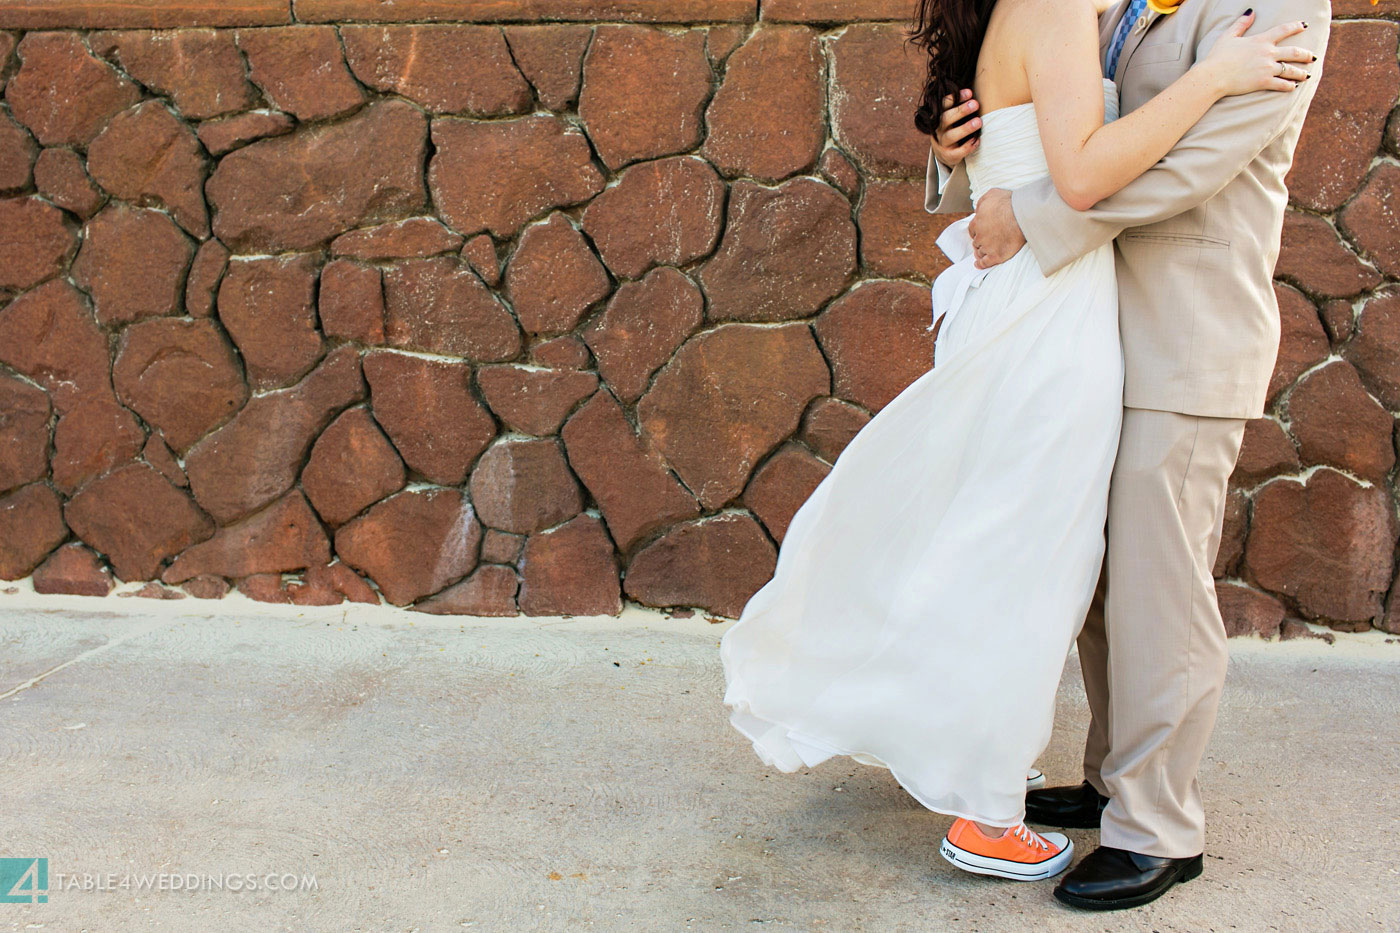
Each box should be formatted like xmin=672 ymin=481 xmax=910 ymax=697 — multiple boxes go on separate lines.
xmin=926 ymin=0 xmax=1330 ymax=857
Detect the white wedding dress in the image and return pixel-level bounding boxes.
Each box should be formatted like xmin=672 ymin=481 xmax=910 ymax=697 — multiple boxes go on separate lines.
xmin=720 ymin=78 xmax=1125 ymax=827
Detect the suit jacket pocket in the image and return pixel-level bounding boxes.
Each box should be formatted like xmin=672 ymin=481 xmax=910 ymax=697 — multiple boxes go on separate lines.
xmin=1128 ymin=41 xmax=1184 ymax=66
xmin=1121 ymin=231 xmax=1230 ymax=249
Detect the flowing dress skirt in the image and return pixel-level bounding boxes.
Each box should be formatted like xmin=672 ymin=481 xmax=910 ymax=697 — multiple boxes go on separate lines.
xmin=719 ymin=218 xmax=1125 ymax=826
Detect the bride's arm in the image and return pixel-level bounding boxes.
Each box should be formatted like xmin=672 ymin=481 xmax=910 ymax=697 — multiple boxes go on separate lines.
xmin=1032 ymin=4 xmax=1311 ymax=211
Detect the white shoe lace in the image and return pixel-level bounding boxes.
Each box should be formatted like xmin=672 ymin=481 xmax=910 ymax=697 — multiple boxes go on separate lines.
xmin=1012 ymin=823 xmax=1050 ymax=851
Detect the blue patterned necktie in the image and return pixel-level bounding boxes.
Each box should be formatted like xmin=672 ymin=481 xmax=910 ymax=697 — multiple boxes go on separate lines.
xmin=1105 ymin=0 xmax=1149 ymax=80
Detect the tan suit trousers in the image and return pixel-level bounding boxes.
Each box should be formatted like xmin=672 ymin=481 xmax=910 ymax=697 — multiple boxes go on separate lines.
xmin=1077 ymin=407 xmax=1247 ymax=858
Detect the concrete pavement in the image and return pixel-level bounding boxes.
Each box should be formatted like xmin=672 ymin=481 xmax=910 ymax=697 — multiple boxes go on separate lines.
xmin=0 ymin=586 xmax=1396 ymax=932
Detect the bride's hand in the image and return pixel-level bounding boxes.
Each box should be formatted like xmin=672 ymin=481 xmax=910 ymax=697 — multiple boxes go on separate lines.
xmin=1198 ymin=12 xmax=1315 ymax=97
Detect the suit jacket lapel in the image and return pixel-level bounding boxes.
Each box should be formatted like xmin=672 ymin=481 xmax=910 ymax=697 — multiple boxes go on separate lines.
xmin=1113 ymin=8 xmax=1163 ymax=79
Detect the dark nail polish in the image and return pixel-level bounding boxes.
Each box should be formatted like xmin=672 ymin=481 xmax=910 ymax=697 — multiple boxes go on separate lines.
xmin=1244 ymin=8 xmax=1252 ymax=14
xmin=1311 ymin=55 xmax=1317 ymax=62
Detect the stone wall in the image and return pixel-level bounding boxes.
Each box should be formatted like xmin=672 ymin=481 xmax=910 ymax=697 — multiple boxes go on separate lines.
xmin=0 ymin=1 xmax=1396 ymax=635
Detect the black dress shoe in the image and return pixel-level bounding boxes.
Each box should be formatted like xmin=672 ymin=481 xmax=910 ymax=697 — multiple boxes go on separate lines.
xmin=1025 ymin=780 xmax=1109 ymax=829
xmin=1053 ymin=845 xmax=1203 ymax=911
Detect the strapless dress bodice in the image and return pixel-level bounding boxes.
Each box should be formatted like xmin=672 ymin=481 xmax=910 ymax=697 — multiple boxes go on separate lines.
xmin=966 ymin=78 xmax=1120 ymax=203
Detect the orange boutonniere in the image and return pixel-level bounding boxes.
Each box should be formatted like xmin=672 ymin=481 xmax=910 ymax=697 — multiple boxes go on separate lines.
xmin=1145 ymin=0 xmax=1185 ymax=12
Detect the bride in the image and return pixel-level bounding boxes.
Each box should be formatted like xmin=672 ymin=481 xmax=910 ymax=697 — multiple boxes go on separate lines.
xmin=720 ymin=0 xmax=1312 ymax=883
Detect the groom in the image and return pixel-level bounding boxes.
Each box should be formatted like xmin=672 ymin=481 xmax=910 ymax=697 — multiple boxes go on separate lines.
xmin=926 ymin=0 xmax=1329 ymax=912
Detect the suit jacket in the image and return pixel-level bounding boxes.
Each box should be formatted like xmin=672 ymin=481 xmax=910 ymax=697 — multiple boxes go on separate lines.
xmin=924 ymin=0 xmax=1331 ymax=419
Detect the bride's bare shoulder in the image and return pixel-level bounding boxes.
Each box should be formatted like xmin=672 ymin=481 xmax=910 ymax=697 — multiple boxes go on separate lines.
xmin=995 ymin=0 xmax=1100 ymax=40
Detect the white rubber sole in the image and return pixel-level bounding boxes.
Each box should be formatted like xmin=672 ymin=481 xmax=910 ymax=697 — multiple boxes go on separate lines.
xmin=940 ymin=834 xmax=1074 ymax=882
xmin=1026 ymin=768 xmax=1047 ymax=790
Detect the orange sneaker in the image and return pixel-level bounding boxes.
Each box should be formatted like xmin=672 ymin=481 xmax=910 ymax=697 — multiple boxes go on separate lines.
xmin=940 ymin=818 xmax=1074 ymax=881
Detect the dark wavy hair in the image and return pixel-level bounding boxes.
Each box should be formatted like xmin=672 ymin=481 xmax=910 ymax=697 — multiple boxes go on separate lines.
xmin=907 ymin=0 xmax=998 ymax=137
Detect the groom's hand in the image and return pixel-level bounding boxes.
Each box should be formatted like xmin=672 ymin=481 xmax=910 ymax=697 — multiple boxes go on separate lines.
xmin=969 ymin=189 xmax=1026 ymax=270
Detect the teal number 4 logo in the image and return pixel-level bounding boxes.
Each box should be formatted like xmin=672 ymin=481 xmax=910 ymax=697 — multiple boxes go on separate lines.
xmin=0 ymin=859 xmax=48 ymax=904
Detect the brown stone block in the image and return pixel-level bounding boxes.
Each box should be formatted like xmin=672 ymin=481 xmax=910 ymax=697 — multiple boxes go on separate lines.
xmin=1286 ymin=21 xmax=1399 ymax=212
xmin=814 ymin=280 xmax=937 ymax=412
xmin=72 ymin=204 xmax=193 ymax=327
xmin=32 ymin=542 xmax=113 ymax=596
xmin=0 ymin=280 xmax=113 ymax=415
xmin=1286 ymin=360 xmax=1395 ymax=482
xmin=185 ymin=238 xmax=230 ymax=318
xmin=428 ymin=113 xmax=602 ymax=239
xmin=0 ymin=374 xmax=51 ymax=495
xmin=578 ymin=25 xmax=712 ymax=170
xmin=1245 ymin=468 xmax=1396 ymax=626
xmin=287 ymin=561 xmax=380 ymax=605
xmin=582 ymin=267 xmax=703 ymax=405
xmin=476 ymin=365 xmax=599 ymax=436
xmin=208 ymin=98 xmax=428 ymax=253
xmin=0 ymin=109 xmax=35 ymax=194
xmin=334 ymin=486 xmax=482 ymax=606
xmin=301 ymin=407 xmax=406 ymax=528
xmin=460 ymin=234 xmax=501 ymax=286
xmin=0 ymin=482 xmax=66 ymax=579
xmin=581 ymin=156 xmax=725 ymax=281
xmin=702 ymin=25 xmax=825 ymax=183
xmin=0 ymin=195 xmax=77 ymax=292
xmin=382 ymin=256 xmax=521 ymax=359
xmin=50 ymin=398 xmax=145 ymax=495
xmin=319 ymin=260 xmax=385 ymax=346
xmin=113 ymin=317 xmax=248 ymax=453
xmin=741 ymin=441 xmax=830 ymax=542
xmin=761 ymin=0 xmax=915 ymax=20
xmin=1266 ymin=283 xmax=1329 ymax=406
xmin=481 ymin=529 xmax=523 ymax=564
xmin=294 ymin=0 xmax=755 ymax=24
xmin=798 ymin=396 xmax=869 ymax=462
xmin=65 ymin=462 xmax=214 ymax=582
xmin=142 ymin=433 xmax=187 ymax=487
xmin=362 ymin=350 xmax=496 ymax=486
xmin=858 ymin=178 xmax=961 ymax=281
xmin=517 ymin=512 xmax=620 ymax=617
xmin=1338 ymin=163 xmax=1400 ymax=279
xmin=218 ymin=254 xmax=325 ymax=391
xmin=86 ymin=99 xmax=209 ymax=238
xmin=5 ymin=32 xmax=139 ymax=146
xmin=195 ymin=110 xmax=295 ymax=156
xmin=503 ymin=24 xmax=592 ymax=111
xmin=0 ymin=1 xmax=290 ymax=28
xmin=817 ymin=147 xmax=861 ymax=199
xmin=33 ymin=148 xmax=104 ymax=220
xmin=332 ymin=218 xmax=464 ymax=262
xmin=828 ymin=23 xmax=930 ymax=177
xmin=637 ymin=322 xmax=829 ymax=510
xmin=561 ymin=388 xmax=699 ymax=554
xmin=1340 ymin=289 xmax=1400 ymax=409
xmin=235 ymin=25 xmax=365 ymax=122
xmin=92 ymin=28 xmax=257 ymax=120
xmin=1216 ymin=582 xmax=1285 ymax=640
xmin=698 ymin=177 xmax=857 ymax=323
xmin=468 ymin=438 xmax=584 ymax=535
xmin=184 ymin=345 xmax=364 ymax=523
xmin=342 ymin=24 xmax=532 ymax=116
xmin=1230 ymin=418 xmax=1299 ymax=489
xmin=412 ymin=564 xmax=519 ymax=616
xmin=504 ymin=213 xmax=611 ymax=336
xmin=622 ymin=513 xmax=775 ymax=618
xmin=1275 ymin=211 xmax=1382 ymax=299
xmin=1213 ymin=486 xmax=1247 ymax=578
xmin=162 ymin=490 xmax=330 ymax=583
